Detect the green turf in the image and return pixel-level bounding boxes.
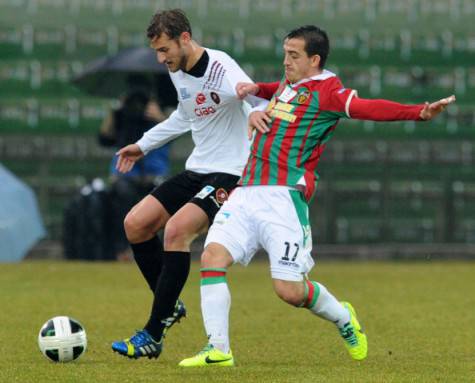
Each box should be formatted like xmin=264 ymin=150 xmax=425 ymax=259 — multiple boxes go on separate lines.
xmin=0 ymin=260 xmax=474 ymax=382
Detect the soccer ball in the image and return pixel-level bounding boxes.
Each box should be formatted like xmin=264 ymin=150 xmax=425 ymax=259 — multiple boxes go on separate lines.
xmin=38 ymin=316 xmax=87 ymax=362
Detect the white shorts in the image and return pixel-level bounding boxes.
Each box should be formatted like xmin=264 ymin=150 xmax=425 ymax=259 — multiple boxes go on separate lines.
xmin=205 ymin=185 xmax=315 ymax=281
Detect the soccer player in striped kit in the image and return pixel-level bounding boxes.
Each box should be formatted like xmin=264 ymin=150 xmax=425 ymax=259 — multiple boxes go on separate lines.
xmin=179 ymin=25 xmax=455 ymax=366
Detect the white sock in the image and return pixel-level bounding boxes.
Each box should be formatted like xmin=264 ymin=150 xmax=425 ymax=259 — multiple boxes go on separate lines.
xmin=303 ymin=280 xmax=350 ymax=328
xmin=200 ymin=269 xmax=231 ymax=354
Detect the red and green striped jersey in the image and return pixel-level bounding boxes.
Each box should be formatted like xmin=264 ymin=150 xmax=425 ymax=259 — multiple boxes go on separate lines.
xmin=240 ymin=70 xmax=356 ymax=201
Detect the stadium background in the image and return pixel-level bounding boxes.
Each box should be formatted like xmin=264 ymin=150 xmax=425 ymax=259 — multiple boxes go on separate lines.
xmin=1 ymin=2 xmax=474 ymax=382
xmin=1 ymin=0 xmax=474 ymax=258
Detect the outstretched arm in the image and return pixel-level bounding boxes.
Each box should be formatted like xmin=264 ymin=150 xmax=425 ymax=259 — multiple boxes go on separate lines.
xmin=115 ymin=104 xmax=191 ymax=174
xmin=349 ymin=94 xmax=456 ymax=121
xmin=136 ymin=104 xmax=192 ymax=155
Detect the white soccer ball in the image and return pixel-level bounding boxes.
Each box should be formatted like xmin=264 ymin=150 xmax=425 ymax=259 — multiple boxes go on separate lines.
xmin=38 ymin=316 xmax=87 ymax=362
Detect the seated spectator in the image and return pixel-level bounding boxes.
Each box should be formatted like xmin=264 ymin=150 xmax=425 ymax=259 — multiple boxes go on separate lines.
xmin=99 ymin=75 xmax=171 ymax=184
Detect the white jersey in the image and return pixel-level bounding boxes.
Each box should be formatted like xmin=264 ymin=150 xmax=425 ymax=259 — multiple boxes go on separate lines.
xmin=137 ymin=48 xmax=261 ymax=176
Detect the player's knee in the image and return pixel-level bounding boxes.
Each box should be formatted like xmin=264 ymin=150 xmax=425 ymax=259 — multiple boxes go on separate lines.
xmin=124 ymin=213 xmax=143 ymax=241
xmin=124 ymin=212 xmax=153 ymax=242
xmin=273 ymin=280 xmax=305 ymax=307
xmin=163 ymin=221 xmax=195 ymax=248
xmin=201 ymin=243 xmax=233 ymax=269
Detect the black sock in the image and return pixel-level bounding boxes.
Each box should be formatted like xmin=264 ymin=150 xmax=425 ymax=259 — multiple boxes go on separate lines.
xmin=144 ymin=251 xmax=191 ymax=340
xmin=130 ymin=237 xmax=163 ymax=292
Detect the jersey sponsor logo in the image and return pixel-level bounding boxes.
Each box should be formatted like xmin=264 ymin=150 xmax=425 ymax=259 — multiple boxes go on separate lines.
xmin=269 ymin=110 xmax=296 ymax=122
xmin=196 ymin=92 xmax=207 ymax=105
xmin=269 ymin=102 xmax=296 ymax=122
xmin=337 ymin=87 xmax=347 ymax=94
xmin=180 ymin=87 xmax=191 ymax=100
xmin=194 ymin=106 xmax=216 ymax=117
xmin=265 ymin=98 xmax=277 ymax=112
xmin=195 ymin=185 xmax=215 ymax=199
xmin=277 ymin=85 xmax=297 ymax=103
xmin=215 ymin=188 xmax=228 ymax=204
xmin=297 ymin=90 xmax=310 ymax=104
xmin=274 ymin=102 xmax=294 ymax=112
xmin=210 ymin=91 xmax=221 ymax=104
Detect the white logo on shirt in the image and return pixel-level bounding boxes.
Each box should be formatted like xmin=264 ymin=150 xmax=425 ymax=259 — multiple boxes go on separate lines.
xmin=180 ymin=88 xmax=191 ymax=100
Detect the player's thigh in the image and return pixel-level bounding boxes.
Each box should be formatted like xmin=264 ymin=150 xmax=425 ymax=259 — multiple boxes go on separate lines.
xmin=260 ymin=189 xmax=314 ymax=282
xmin=125 ymin=194 xmax=170 ymax=233
xmin=205 ymin=188 xmax=259 ymax=266
xmin=165 ymin=202 xmax=209 ymax=239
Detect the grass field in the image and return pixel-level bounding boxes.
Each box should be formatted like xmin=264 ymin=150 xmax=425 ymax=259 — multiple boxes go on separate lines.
xmin=1 ymin=260 xmax=474 ymax=382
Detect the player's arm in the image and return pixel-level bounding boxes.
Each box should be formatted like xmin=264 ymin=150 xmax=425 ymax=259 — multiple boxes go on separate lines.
xmin=235 ymin=79 xmax=283 ymax=138
xmin=116 ymin=104 xmax=192 ymax=173
xmin=236 ymin=81 xmax=280 ymax=100
xmin=349 ymin=95 xmax=456 ymax=121
xmin=256 ymin=82 xmax=280 ymax=100
xmin=323 ymin=78 xmax=456 ymax=122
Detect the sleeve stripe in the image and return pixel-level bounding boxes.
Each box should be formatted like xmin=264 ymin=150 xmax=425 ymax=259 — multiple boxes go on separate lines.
xmin=345 ymin=89 xmax=358 ymax=118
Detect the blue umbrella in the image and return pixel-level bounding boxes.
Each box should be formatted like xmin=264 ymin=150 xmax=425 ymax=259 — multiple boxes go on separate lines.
xmin=0 ymin=164 xmax=46 ymax=262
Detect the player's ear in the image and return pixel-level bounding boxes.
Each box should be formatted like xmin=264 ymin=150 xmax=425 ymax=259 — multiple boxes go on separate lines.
xmin=179 ymin=31 xmax=192 ymax=45
xmin=310 ymin=54 xmax=321 ymax=69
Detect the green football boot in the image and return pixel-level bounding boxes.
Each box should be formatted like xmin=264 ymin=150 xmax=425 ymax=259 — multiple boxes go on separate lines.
xmin=339 ymin=301 xmax=368 ymax=360
xmin=179 ymin=344 xmax=234 ymax=367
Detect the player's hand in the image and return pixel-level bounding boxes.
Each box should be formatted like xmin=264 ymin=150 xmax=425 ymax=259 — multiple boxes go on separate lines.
xmin=420 ymin=95 xmax=456 ymax=120
xmin=236 ymin=82 xmax=260 ymax=100
xmin=248 ymin=111 xmax=271 ymax=139
xmin=115 ymin=144 xmax=144 ymax=173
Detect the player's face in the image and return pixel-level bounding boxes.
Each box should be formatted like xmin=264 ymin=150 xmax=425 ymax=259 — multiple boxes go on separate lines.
xmin=150 ymin=33 xmax=189 ymax=72
xmin=283 ymin=37 xmax=320 ymax=83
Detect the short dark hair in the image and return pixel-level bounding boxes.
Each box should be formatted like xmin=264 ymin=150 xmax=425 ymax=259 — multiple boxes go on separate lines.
xmin=285 ymin=25 xmax=330 ymax=68
xmin=146 ymin=9 xmax=192 ymax=40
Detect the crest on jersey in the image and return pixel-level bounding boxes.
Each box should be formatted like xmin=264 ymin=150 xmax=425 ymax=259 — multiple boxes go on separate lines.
xmin=297 ymin=90 xmax=310 ymax=104
xmin=196 ymin=92 xmax=207 ymax=105
xmin=215 ymin=188 xmax=228 ymax=204
xmin=210 ymin=91 xmax=221 ymax=104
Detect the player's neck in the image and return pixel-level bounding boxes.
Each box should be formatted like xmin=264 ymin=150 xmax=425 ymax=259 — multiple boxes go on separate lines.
xmin=306 ymin=68 xmax=323 ymax=79
xmin=290 ymin=68 xmax=324 ymax=84
xmin=185 ymin=42 xmax=205 ymax=72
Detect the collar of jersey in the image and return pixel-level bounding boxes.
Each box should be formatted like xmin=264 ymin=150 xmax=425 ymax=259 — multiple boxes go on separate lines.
xmin=288 ymin=69 xmax=336 ymax=88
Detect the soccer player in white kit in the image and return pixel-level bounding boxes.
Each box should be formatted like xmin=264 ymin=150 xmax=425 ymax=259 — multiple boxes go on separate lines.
xmin=111 ymin=9 xmax=263 ymax=360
